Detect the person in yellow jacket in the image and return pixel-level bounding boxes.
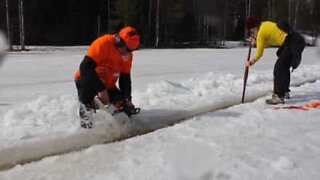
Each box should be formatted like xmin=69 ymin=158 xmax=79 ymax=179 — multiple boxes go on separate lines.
xmin=245 ymin=16 xmax=305 ymax=104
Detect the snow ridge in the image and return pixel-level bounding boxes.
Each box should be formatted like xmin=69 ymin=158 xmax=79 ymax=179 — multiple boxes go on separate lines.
xmin=1 ymin=65 xmax=320 ymax=170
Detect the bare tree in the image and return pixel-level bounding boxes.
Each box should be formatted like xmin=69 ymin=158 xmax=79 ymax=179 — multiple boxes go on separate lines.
xmin=97 ymin=14 xmax=101 ymax=37
xmin=268 ymin=0 xmax=276 ymax=20
xmin=107 ymin=0 xmax=110 ymax=32
xmin=268 ymin=0 xmax=272 ymax=19
xmin=148 ymin=0 xmax=152 ymax=37
xmin=294 ymin=0 xmax=300 ymax=29
xmin=18 ymin=0 xmax=26 ymax=50
xmin=246 ymin=0 xmax=251 ymax=18
xmin=222 ymin=0 xmax=228 ymax=45
xmin=288 ymin=0 xmax=292 ymax=24
xmin=5 ymin=0 xmax=12 ymax=50
xmin=155 ymin=0 xmax=160 ymax=47
xmin=245 ymin=0 xmax=251 ymax=39
xmin=124 ymin=0 xmax=128 ymax=25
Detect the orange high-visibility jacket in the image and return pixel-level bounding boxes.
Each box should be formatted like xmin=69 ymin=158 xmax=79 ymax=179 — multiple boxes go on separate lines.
xmin=74 ymin=34 xmax=133 ymax=90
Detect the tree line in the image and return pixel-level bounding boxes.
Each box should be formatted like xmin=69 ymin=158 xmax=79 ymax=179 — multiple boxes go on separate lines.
xmin=0 ymin=0 xmax=319 ymax=49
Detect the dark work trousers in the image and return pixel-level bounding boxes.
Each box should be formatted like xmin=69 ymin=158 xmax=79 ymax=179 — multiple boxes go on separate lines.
xmin=273 ymin=32 xmax=305 ymax=98
xmin=273 ymin=47 xmax=292 ymax=98
xmin=75 ymin=77 xmax=124 ymax=108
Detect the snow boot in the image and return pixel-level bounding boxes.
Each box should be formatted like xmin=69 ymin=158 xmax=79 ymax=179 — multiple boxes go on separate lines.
xmin=266 ymin=94 xmax=285 ymax=105
xmin=79 ymin=104 xmax=95 ymax=128
xmin=284 ymin=92 xmax=290 ymax=99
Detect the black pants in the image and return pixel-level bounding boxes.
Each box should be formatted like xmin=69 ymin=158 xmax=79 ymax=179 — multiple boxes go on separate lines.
xmin=273 ymin=47 xmax=292 ymax=98
xmin=273 ymin=32 xmax=305 ymax=98
xmin=75 ymin=77 xmax=124 ymax=108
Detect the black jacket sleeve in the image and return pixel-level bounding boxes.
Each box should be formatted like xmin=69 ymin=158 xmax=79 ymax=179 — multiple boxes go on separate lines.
xmin=79 ymin=56 xmax=105 ymax=92
xmin=119 ymin=73 xmax=132 ymax=100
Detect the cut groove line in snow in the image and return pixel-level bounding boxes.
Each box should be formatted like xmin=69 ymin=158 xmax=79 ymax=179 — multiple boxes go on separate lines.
xmin=0 ymin=78 xmax=319 ymax=171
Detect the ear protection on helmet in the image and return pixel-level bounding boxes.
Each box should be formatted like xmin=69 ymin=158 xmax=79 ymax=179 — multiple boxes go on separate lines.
xmin=115 ymin=34 xmax=133 ymax=53
xmin=117 ymin=26 xmax=140 ymax=51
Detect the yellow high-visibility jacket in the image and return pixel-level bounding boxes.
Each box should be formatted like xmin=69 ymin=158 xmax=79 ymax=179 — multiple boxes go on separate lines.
xmin=253 ymin=21 xmax=288 ymax=62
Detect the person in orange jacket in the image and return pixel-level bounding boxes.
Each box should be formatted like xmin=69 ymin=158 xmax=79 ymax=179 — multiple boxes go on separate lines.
xmin=245 ymin=17 xmax=305 ymax=105
xmin=74 ymin=26 xmax=140 ymax=128
xmin=0 ymin=30 xmax=7 ymax=66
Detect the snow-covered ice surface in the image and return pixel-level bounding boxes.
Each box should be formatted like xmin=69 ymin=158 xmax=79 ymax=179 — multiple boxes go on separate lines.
xmin=0 ymin=46 xmax=320 ymax=179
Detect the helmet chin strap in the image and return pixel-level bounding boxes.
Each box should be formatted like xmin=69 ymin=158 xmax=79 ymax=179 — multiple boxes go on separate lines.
xmin=114 ymin=34 xmax=122 ymax=47
xmin=115 ymin=34 xmax=132 ymax=54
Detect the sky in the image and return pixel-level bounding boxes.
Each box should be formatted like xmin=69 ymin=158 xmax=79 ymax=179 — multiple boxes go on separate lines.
xmin=0 ymin=45 xmax=319 ymax=180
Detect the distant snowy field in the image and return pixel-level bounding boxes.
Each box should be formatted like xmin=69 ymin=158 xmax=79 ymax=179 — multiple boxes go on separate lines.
xmin=0 ymin=46 xmax=320 ymax=179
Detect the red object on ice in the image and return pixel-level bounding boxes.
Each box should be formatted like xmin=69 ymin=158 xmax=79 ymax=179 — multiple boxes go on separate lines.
xmin=274 ymin=101 xmax=320 ymax=111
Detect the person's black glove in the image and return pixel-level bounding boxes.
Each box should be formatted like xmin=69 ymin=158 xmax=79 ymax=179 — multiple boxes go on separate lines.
xmin=123 ymin=99 xmax=135 ymax=114
xmin=121 ymin=99 xmax=140 ymax=116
